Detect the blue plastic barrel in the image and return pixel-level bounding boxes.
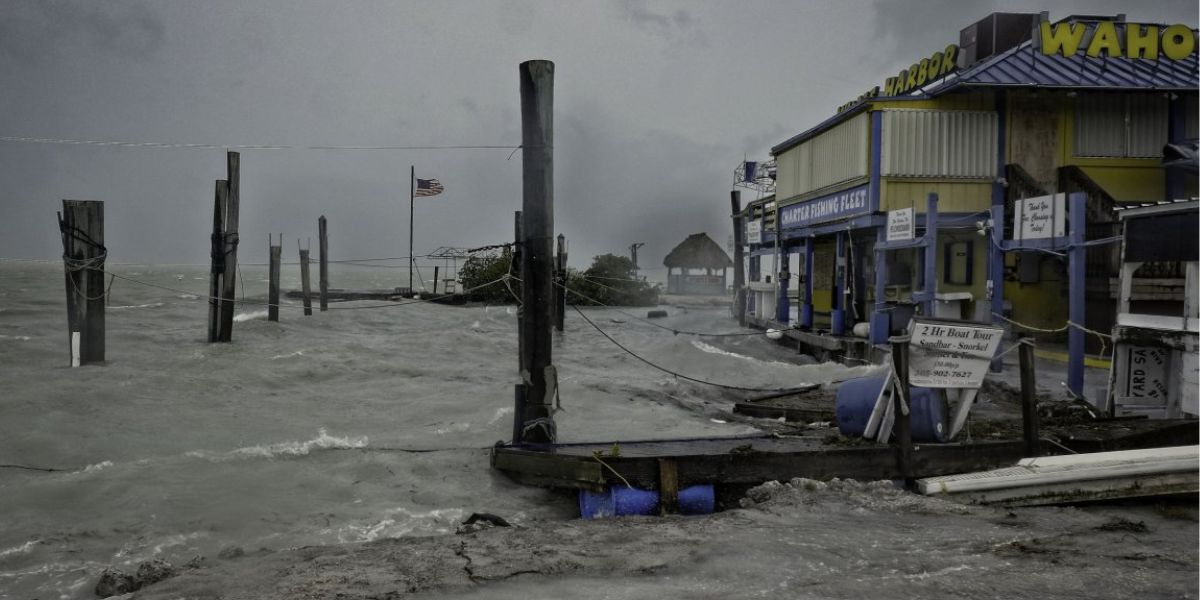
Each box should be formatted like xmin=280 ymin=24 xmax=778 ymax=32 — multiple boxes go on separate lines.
xmin=834 ymin=375 xmax=947 ymax=443
xmin=579 ymin=484 xmax=715 ymax=519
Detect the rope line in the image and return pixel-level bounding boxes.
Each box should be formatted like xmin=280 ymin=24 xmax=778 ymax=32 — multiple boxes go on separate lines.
xmin=991 ymin=311 xmax=1112 ymax=358
xmin=88 ymin=269 xmax=508 ymax=312
xmin=571 ymin=305 xmax=817 ymax=394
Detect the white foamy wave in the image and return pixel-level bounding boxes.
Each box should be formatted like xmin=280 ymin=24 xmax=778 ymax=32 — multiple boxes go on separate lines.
xmin=0 ymin=540 xmax=39 ymax=560
xmin=270 ymin=350 xmax=305 ymax=360
xmin=68 ymin=460 xmax=114 ymax=475
xmin=487 ymin=406 xmax=513 ymax=425
xmin=233 ymin=309 xmax=269 ymax=322
xmin=0 ymin=334 xmax=31 ymax=341
xmin=179 ymin=294 xmax=199 ymax=300
xmin=691 ymin=340 xmax=790 ymax=367
xmin=433 ymin=422 xmax=471 ymax=435
xmin=188 ymin=429 xmax=368 ymax=462
xmin=331 ymin=507 xmax=465 ymax=543
xmin=110 ymin=302 xmax=165 ymax=310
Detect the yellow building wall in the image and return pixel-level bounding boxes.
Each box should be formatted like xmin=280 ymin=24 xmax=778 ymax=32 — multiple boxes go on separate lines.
xmin=931 ymin=229 xmax=988 ymax=319
xmin=1003 ymin=253 xmax=1069 ymax=332
xmin=871 ymin=92 xmax=994 ymax=112
xmin=880 ymin=180 xmax=992 ymax=214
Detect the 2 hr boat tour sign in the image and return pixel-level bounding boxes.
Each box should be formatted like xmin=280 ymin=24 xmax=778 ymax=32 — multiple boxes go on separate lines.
xmin=908 ymin=318 xmax=1004 ymax=388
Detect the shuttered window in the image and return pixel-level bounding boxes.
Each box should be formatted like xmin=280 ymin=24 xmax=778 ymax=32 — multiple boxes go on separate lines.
xmin=1074 ymin=93 xmax=1168 ymax=158
xmin=775 ymin=113 xmax=869 ymax=200
xmin=880 ymin=110 xmax=998 ymax=178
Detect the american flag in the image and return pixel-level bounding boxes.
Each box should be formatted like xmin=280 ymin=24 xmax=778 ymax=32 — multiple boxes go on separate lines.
xmin=414 ymin=178 xmax=444 ymax=197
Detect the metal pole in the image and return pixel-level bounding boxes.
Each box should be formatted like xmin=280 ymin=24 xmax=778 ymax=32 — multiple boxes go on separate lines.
xmin=1067 ymin=192 xmax=1086 ymax=397
xmin=409 ymin=165 xmax=415 ymax=295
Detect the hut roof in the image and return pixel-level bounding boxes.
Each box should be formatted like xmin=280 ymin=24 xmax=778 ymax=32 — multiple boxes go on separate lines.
xmin=662 ymin=233 xmax=732 ymax=269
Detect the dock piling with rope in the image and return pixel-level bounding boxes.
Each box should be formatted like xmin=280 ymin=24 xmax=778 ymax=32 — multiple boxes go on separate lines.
xmin=58 ymin=199 xmax=106 ymax=366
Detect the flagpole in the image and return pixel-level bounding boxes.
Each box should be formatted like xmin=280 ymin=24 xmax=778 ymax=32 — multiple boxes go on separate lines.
xmin=409 ymin=165 xmax=414 ymax=295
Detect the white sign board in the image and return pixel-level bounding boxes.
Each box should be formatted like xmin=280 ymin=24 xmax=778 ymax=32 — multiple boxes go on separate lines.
xmin=1121 ymin=346 xmax=1169 ymax=402
xmin=908 ymin=318 xmax=1004 ymax=388
xmin=886 ymin=208 xmax=915 ymax=242
xmin=1014 ymin=193 xmax=1066 ymax=241
xmin=746 ymin=220 xmax=762 ymax=244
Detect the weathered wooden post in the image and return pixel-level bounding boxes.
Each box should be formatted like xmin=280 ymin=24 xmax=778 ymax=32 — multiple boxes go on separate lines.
xmin=512 ymin=210 xmax=527 ymax=443
xmin=515 ymin=59 xmax=557 ymax=444
xmin=554 ymin=233 xmax=567 ymax=332
xmin=318 ymin=215 xmax=329 ymax=312
xmin=433 ymin=266 xmax=440 ymax=295
xmin=217 ymin=152 xmax=241 ymax=342
xmin=890 ymin=334 xmax=914 ymax=486
xmin=731 ymin=190 xmax=746 ymax=327
xmin=299 ymin=241 xmax=313 ymax=316
xmin=1019 ymin=338 xmax=1040 ymax=457
xmin=58 ymin=200 xmax=105 ymax=365
xmin=208 ymin=181 xmax=226 ymax=342
xmin=268 ymin=235 xmax=281 ymax=322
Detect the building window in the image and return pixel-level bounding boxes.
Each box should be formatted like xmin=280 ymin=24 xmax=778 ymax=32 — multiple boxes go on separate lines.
xmin=1074 ymin=94 xmax=1167 ymax=158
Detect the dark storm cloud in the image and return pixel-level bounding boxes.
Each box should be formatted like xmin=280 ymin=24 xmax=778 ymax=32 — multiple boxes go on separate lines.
xmin=0 ymin=1 xmax=164 ymax=61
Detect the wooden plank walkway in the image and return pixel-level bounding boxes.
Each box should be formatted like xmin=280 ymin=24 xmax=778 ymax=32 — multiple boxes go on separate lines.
xmin=491 ymin=435 xmax=1028 ymax=492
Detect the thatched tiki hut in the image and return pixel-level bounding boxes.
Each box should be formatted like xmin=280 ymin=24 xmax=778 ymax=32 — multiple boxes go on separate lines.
xmin=663 ymin=233 xmax=733 ymax=295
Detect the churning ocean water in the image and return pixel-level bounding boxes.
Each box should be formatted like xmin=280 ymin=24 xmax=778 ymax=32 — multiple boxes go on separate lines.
xmin=0 ymin=260 xmax=870 ymax=599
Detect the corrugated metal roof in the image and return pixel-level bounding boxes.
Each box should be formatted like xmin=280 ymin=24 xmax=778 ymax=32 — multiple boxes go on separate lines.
xmin=929 ymin=37 xmax=1199 ymax=94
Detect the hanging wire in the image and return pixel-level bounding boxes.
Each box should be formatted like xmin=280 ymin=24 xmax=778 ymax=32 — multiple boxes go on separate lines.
xmin=0 ymin=135 xmax=521 ymax=152
xmin=570 ymin=305 xmax=818 ymax=394
xmin=558 ymin=279 xmax=801 ymax=338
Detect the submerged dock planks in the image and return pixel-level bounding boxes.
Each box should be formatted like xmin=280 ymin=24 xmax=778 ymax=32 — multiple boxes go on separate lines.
xmin=491 ymin=435 xmax=1028 ymax=492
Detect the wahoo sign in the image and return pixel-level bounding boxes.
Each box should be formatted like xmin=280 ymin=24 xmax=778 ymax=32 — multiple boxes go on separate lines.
xmin=1040 ymin=20 xmax=1197 ymax=60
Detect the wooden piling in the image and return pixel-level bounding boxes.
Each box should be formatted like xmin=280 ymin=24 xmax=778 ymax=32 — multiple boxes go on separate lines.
xmin=517 ymin=60 xmax=556 ymax=444
xmin=513 ymin=210 xmax=527 ymax=442
xmin=731 ymin=191 xmax=746 ymax=327
xmin=1019 ymin=339 xmax=1040 ymax=457
xmin=554 ymin=233 xmax=566 ymax=332
xmin=268 ymin=235 xmax=281 ymax=322
xmin=58 ymin=200 xmax=105 ymax=365
xmin=890 ymin=335 xmax=914 ymax=487
xmin=319 ymin=215 xmax=329 ymax=312
xmin=658 ymin=458 xmax=679 ymax=515
xmin=217 ymin=152 xmax=241 ymax=342
xmin=299 ymin=243 xmax=313 ymax=316
xmin=433 ymin=266 xmax=440 ymax=295
xmin=208 ymin=181 xmax=225 ymax=342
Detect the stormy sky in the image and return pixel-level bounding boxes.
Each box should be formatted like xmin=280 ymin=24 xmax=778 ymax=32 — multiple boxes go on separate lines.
xmin=1 ymin=0 xmax=1194 ymax=274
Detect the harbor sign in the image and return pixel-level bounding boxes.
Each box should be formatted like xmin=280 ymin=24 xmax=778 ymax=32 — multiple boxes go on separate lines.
xmin=908 ymin=318 xmax=1004 ymax=388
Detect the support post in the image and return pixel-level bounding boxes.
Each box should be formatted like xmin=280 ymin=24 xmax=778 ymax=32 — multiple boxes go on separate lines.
xmin=268 ymin=235 xmax=281 ymax=322
xmin=921 ymin=193 xmax=938 ymax=318
xmin=59 ymin=200 xmax=105 ymax=365
xmin=208 ymin=181 xmax=226 ymax=342
xmin=776 ymin=246 xmax=790 ymax=326
xmin=318 ymin=215 xmax=329 ymax=312
xmin=217 ymin=152 xmax=241 ymax=342
xmin=989 ymin=202 xmax=1006 ymax=372
xmin=516 ymin=60 xmax=556 ymax=444
xmin=1019 ymin=338 xmax=1040 ymax=457
xmin=433 ymin=266 xmax=440 ymax=295
xmin=554 ymin=233 xmax=567 ymax=332
xmin=801 ymin=237 xmax=814 ymax=329
xmin=871 ymin=226 xmax=889 ymax=344
xmin=832 ymin=231 xmax=847 ymax=335
xmin=1067 ymin=192 xmax=1086 ymax=398
xmin=658 ymin=458 xmax=679 ymax=515
xmin=730 ymin=191 xmax=746 ymax=327
xmin=890 ymin=335 xmax=914 ymax=487
xmin=299 ymin=244 xmax=313 ymax=316
xmin=513 ymin=210 xmax=527 ymax=442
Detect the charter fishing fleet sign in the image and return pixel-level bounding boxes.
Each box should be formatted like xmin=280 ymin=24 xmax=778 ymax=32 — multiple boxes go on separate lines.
xmin=908 ymin=318 xmax=1004 ymax=388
